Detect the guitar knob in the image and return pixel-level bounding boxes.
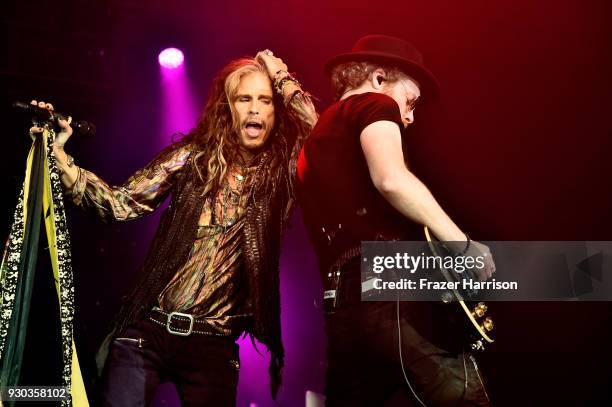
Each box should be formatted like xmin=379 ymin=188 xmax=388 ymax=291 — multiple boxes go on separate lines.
xmin=470 ymin=340 xmax=485 ymax=352
xmin=481 ymin=317 xmax=494 ymax=332
xmin=472 ymin=302 xmax=488 ymax=318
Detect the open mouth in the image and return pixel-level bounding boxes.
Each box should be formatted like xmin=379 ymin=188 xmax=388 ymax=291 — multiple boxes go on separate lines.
xmin=245 ymin=121 xmax=264 ymax=138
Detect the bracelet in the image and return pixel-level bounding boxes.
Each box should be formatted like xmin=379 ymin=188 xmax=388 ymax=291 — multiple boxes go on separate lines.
xmin=273 ymin=69 xmax=288 ymax=83
xmin=57 ymin=154 xmax=75 ymax=176
xmin=274 ymin=73 xmax=300 ymax=95
xmin=458 ymin=234 xmax=471 ymax=256
xmin=285 ymin=89 xmax=302 ymax=106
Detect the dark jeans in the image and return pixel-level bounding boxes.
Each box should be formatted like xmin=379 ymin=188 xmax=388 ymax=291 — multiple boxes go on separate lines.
xmin=101 ymin=319 xmax=240 ymax=407
xmin=324 ymin=272 xmax=491 ymax=407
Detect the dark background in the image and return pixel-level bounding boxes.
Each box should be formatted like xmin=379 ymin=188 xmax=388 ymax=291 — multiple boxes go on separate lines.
xmin=1 ymin=0 xmax=611 ymax=406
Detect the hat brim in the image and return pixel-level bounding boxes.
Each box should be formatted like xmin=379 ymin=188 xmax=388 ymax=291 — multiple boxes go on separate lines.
xmin=325 ymin=51 xmax=440 ymax=101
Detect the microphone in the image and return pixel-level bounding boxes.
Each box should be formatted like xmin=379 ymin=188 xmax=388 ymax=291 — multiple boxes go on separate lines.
xmin=12 ymin=101 xmax=96 ymax=138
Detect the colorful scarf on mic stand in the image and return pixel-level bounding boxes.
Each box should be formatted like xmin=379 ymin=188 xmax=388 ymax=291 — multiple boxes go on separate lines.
xmin=0 ymin=124 xmax=88 ymax=406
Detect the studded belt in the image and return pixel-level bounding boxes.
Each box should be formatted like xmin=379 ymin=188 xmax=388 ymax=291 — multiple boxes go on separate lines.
xmin=148 ymin=307 xmax=228 ymax=337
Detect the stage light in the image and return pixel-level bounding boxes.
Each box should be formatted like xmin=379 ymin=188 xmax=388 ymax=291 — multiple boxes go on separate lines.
xmin=158 ymin=47 xmax=184 ymax=69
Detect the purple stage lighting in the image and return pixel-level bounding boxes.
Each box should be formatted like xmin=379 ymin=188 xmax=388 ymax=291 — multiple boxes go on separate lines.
xmin=158 ymin=48 xmax=184 ymax=69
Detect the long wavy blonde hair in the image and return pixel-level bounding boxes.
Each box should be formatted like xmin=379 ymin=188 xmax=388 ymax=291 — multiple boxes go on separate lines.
xmin=183 ymin=57 xmax=298 ymax=197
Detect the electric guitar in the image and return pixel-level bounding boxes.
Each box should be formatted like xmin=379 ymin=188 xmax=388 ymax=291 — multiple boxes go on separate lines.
xmin=424 ymin=226 xmax=494 ymax=351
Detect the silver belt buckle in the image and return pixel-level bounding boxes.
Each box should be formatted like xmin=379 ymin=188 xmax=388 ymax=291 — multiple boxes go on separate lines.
xmin=166 ymin=311 xmax=194 ymax=336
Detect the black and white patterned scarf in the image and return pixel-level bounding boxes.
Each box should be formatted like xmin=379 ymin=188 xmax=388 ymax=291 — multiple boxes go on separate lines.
xmin=0 ymin=125 xmax=88 ymax=406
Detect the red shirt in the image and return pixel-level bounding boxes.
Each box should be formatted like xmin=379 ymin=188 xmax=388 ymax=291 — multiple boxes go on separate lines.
xmin=297 ymin=92 xmax=418 ymax=268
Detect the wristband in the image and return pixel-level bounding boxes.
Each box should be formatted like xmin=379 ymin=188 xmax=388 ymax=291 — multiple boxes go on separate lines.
xmin=458 ymin=234 xmax=471 ymax=256
xmin=274 ymin=73 xmax=300 ymax=94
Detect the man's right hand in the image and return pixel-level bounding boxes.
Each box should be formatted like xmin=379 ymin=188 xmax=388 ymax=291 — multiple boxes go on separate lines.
xmin=29 ymin=100 xmax=80 ymax=189
xmin=29 ymin=100 xmax=73 ymax=148
xmin=465 ymin=240 xmax=496 ymax=281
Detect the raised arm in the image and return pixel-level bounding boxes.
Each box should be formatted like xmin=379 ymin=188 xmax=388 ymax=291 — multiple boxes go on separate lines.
xmin=256 ymin=51 xmax=318 ymax=221
xmin=29 ymin=100 xmax=190 ymax=222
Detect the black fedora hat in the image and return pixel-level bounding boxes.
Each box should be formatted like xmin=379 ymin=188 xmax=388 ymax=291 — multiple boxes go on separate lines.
xmin=325 ymin=35 xmax=440 ymax=100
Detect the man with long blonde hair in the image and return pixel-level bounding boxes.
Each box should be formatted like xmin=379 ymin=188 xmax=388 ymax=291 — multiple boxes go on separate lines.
xmin=31 ymin=50 xmax=316 ymax=406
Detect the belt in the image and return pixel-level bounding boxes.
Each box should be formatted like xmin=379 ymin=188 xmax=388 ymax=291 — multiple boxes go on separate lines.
xmin=148 ymin=307 xmax=228 ymax=337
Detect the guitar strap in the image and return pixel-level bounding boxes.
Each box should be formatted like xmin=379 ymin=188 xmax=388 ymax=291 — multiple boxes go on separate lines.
xmin=0 ymin=125 xmax=89 ymax=406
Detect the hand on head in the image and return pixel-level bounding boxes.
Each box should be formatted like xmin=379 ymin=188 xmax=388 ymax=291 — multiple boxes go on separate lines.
xmin=256 ymin=49 xmax=289 ymax=82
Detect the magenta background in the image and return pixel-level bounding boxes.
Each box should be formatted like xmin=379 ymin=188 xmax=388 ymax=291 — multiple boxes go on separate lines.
xmin=1 ymin=0 xmax=611 ymax=405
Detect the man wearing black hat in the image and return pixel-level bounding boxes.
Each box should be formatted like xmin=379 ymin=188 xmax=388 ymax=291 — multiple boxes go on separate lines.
xmin=296 ymin=35 xmax=494 ymax=406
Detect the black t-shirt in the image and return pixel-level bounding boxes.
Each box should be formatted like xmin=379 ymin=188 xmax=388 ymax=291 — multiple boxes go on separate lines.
xmin=297 ymin=92 xmax=418 ymax=265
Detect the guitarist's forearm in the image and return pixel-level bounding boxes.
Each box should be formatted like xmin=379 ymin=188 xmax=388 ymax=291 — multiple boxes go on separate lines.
xmin=375 ymin=168 xmax=467 ymax=242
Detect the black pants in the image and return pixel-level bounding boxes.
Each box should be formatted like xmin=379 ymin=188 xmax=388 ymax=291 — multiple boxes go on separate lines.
xmin=101 ymin=319 xmax=240 ymax=407
xmin=324 ymin=272 xmax=491 ymax=407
